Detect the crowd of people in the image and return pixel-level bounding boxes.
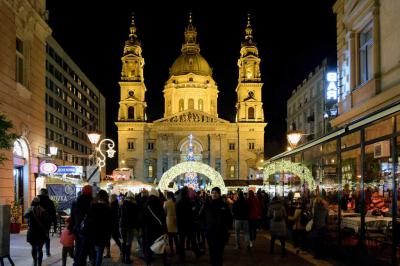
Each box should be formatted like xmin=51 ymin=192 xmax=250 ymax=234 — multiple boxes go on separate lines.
xmin=24 ymin=185 xmax=330 ymax=266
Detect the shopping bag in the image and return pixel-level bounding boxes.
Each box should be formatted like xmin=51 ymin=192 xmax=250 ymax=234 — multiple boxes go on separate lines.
xmin=305 ymin=220 xmax=313 ymax=232
xmin=150 ymin=234 xmax=168 ymax=254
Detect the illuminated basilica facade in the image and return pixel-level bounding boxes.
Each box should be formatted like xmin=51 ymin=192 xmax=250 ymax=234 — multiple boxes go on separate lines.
xmin=116 ymin=15 xmax=266 ymax=182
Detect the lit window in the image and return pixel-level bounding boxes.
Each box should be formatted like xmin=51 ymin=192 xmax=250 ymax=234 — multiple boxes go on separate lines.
xmin=179 ymin=99 xmax=184 ymax=112
xmin=359 ymin=24 xmax=373 ymax=84
xmin=148 ymin=165 xmax=153 ymax=177
xmin=230 ymin=165 xmax=235 ymax=178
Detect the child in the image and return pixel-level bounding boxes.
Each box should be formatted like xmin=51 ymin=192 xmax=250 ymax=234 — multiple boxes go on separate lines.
xmin=60 ymin=217 xmax=75 ymax=266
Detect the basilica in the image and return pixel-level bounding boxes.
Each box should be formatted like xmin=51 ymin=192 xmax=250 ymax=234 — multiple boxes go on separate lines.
xmin=115 ymin=15 xmax=266 ymax=184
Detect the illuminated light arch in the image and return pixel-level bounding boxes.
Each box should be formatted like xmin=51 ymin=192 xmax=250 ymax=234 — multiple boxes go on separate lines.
xmin=157 ymin=161 xmax=227 ymax=194
xmin=263 ymin=160 xmax=315 ymax=189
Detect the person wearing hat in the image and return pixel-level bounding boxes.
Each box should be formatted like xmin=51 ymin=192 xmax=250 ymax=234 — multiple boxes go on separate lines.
xmin=199 ymin=187 xmax=232 ymax=266
xmin=119 ymin=191 xmax=139 ymax=264
xmin=24 ymin=197 xmax=50 ymax=266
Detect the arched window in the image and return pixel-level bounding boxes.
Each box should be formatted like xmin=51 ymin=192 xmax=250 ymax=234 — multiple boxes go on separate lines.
xmin=198 ymin=99 xmax=203 ymax=111
xmin=179 ymin=99 xmax=184 ymax=112
xmin=230 ymin=165 xmax=235 ymax=179
xmin=148 ymin=165 xmax=153 ymax=178
xmin=128 ymin=106 xmax=135 ymax=120
xmin=248 ymin=107 xmax=255 ymax=119
xmin=188 ymin=98 xmax=194 ymax=109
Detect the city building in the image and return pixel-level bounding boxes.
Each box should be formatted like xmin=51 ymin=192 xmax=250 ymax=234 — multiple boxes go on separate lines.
xmin=116 ymin=15 xmax=266 ymax=183
xmin=268 ymin=1 xmax=400 ymax=264
xmin=0 ymin=0 xmax=51 ymax=210
xmin=286 ymin=58 xmax=337 ymax=144
xmin=45 ymin=36 xmax=106 ymax=170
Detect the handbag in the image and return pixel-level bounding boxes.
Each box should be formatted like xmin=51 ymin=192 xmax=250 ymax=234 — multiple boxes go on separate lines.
xmin=150 ymin=234 xmax=168 ymax=254
xmin=305 ymin=219 xmax=313 ymax=232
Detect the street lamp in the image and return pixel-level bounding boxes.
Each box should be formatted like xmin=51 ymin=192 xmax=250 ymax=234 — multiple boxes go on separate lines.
xmin=87 ymin=131 xmax=101 ymax=146
xmin=49 ymin=145 xmax=58 ymax=156
xmin=287 ymin=130 xmax=303 ymax=149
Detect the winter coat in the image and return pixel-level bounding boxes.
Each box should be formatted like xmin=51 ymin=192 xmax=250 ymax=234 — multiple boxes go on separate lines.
xmin=232 ymin=198 xmax=250 ymax=220
xmin=25 ymin=206 xmax=50 ymax=245
xmin=143 ymin=196 xmax=167 ymax=242
xmin=248 ymin=196 xmax=262 ymax=220
xmin=110 ymin=199 xmax=120 ymax=229
xmin=313 ymin=200 xmax=328 ymax=230
xmin=267 ymin=201 xmax=287 ymax=237
xmin=38 ymin=195 xmax=57 ymax=228
xmin=200 ymin=198 xmax=232 ymax=239
xmin=120 ymin=198 xmax=140 ymax=230
xmin=70 ymin=194 xmax=92 ymax=236
xmin=164 ymin=199 xmax=178 ymax=233
xmin=288 ymin=208 xmax=305 ymax=230
xmin=60 ymin=228 xmax=75 ymax=247
xmin=176 ymin=196 xmax=195 ymax=233
xmin=86 ymin=201 xmax=112 ymax=246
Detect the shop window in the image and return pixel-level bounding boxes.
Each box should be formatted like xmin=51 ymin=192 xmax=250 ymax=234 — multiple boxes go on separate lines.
xmin=365 ymin=117 xmax=393 ymax=141
xmin=341 ymin=131 xmax=360 ymax=149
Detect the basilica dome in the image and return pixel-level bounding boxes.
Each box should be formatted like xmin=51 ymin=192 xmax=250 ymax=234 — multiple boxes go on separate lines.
xmin=170 ymin=53 xmax=212 ymax=77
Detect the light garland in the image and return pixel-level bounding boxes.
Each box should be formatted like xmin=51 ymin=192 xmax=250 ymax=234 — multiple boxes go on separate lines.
xmin=157 ymin=161 xmax=227 ymax=194
xmin=263 ymin=160 xmax=315 ymax=189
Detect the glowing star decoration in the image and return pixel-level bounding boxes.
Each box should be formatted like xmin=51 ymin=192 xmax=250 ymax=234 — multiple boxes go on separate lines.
xmin=157 ymin=161 xmax=227 ymax=194
xmin=263 ymin=160 xmax=315 ymax=189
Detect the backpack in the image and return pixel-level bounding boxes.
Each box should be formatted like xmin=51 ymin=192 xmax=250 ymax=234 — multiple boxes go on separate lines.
xmin=300 ymin=210 xmax=312 ymax=226
xmin=273 ymin=208 xmax=284 ymax=222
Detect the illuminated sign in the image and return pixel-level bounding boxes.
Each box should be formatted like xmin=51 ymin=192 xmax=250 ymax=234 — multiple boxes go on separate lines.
xmin=40 ymin=162 xmax=58 ymax=174
xmin=326 ymin=72 xmax=338 ymax=101
xmin=55 ymin=166 xmax=83 ymax=175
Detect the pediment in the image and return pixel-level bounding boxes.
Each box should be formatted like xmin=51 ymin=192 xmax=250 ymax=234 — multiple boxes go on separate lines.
xmin=153 ymin=110 xmax=229 ymax=124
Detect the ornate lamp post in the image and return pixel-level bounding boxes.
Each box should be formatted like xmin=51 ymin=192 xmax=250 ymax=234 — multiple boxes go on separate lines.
xmin=87 ymin=131 xmax=116 ymax=169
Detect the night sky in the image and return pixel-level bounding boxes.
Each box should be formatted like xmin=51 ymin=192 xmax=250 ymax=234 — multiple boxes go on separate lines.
xmin=46 ymin=1 xmax=337 ymax=169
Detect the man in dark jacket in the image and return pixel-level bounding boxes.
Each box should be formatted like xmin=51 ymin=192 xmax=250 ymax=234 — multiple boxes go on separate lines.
xmin=38 ymin=188 xmax=57 ymax=256
xmin=200 ymin=187 xmax=232 ymax=266
xmin=70 ymin=185 xmax=93 ymax=266
xmin=232 ymin=190 xmax=250 ymax=249
xmin=120 ymin=191 xmax=140 ymax=264
xmin=176 ymin=187 xmax=203 ymax=262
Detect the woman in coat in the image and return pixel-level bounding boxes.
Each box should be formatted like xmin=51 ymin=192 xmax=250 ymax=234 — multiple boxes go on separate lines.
xmin=267 ymin=196 xmax=287 ymax=258
xmin=288 ymin=201 xmax=306 ymax=252
xmin=164 ymin=191 xmax=178 ymax=255
xmin=24 ymin=197 xmax=50 ymax=266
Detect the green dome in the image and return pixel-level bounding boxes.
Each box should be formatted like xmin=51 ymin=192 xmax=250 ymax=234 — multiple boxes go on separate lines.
xmin=170 ymin=53 xmax=212 ymax=77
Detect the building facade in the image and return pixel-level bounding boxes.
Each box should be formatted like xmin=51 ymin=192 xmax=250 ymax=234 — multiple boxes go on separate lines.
xmin=0 ymin=0 xmax=51 ymax=210
xmin=116 ymin=16 xmax=266 ymax=183
xmin=332 ymin=0 xmax=400 ymax=128
xmin=45 ymin=36 xmax=106 ymax=169
xmin=287 ymin=58 xmax=337 ymax=144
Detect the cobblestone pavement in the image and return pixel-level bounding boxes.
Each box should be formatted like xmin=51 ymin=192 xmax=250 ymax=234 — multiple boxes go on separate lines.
xmin=4 ymin=231 xmax=337 ymax=266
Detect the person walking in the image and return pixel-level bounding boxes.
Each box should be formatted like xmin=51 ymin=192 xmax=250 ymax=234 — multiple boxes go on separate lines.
xmin=24 ymin=197 xmax=50 ymax=266
xmin=105 ymin=194 xmax=122 ymax=259
xmin=312 ymin=195 xmax=329 ymax=259
xmin=200 ymin=187 xmax=232 ymax=266
xmin=38 ymin=188 xmax=57 ymax=257
xmin=143 ymin=188 xmax=168 ymax=266
xmin=69 ymin=184 xmax=93 ymax=266
xmin=267 ymin=196 xmax=287 ymax=258
xmin=247 ymin=190 xmax=262 ymax=244
xmin=86 ymin=189 xmax=112 ymax=266
xmin=120 ymin=191 xmax=140 ymax=264
xmin=176 ymin=187 xmax=203 ymax=262
xmin=60 ymin=218 xmax=75 ymax=266
xmin=163 ymin=191 xmax=178 ymax=256
xmin=231 ymin=190 xmax=251 ymax=249
xmin=288 ymin=201 xmax=306 ymax=253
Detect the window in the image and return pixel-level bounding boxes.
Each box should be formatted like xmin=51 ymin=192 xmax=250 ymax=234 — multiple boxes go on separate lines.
xmin=359 ymin=24 xmax=373 ymax=84
xmin=198 ymin=99 xmax=203 ymax=111
xmin=127 ymin=139 xmax=135 ymax=150
xmin=229 ymin=143 xmax=235 ymax=150
xmin=188 ymin=98 xmax=194 ymax=109
xmin=128 ymin=106 xmax=135 ymax=119
xmin=248 ymin=107 xmax=255 ymax=119
xmin=179 ymin=99 xmax=184 ymax=112
xmin=148 ymin=165 xmax=153 ymax=178
xmin=248 ymin=142 xmax=255 ymax=150
xmin=147 ymin=141 xmax=154 ymax=150
xmin=16 ymin=37 xmax=25 ymax=85
xmin=230 ymin=165 xmax=235 ymax=178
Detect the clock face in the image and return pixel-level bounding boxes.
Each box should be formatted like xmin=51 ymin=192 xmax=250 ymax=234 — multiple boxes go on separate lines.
xmin=128 ymin=90 xmax=134 ymax=97
xmin=248 ymin=91 xmax=255 ymax=98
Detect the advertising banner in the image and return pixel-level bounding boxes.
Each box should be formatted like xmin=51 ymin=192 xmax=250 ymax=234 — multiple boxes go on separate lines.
xmin=47 ymin=184 xmax=76 ymax=210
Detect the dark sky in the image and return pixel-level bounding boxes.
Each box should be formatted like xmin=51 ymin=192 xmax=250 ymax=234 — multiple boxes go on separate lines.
xmin=46 ymin=1 xmax=337 ymax=165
